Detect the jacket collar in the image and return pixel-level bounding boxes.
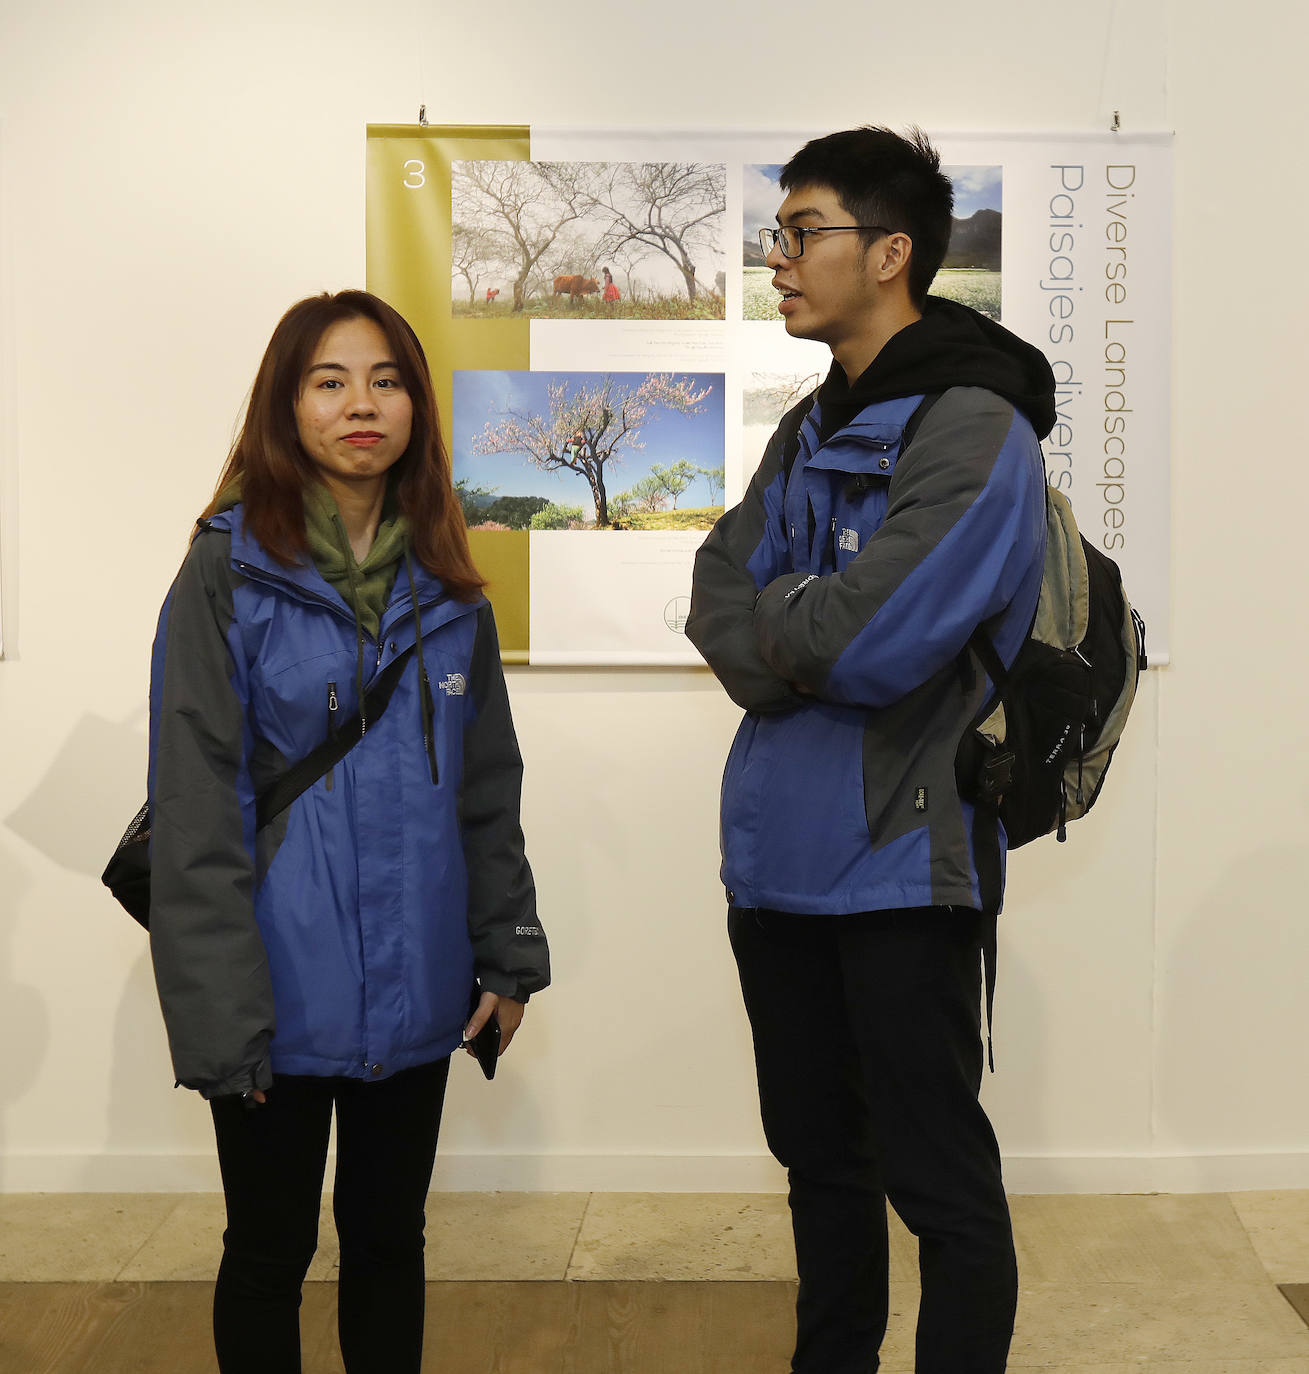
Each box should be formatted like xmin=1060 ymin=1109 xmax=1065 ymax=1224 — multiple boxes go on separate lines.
xmin=801 ymin=393 xmax=926 ymax=476
xmin=204 ymin=505 xmax=483 ymax=635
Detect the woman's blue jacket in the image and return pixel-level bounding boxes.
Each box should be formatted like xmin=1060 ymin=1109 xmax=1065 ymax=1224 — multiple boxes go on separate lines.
xmin=147 ymin=505 xmax=548 ymax=1099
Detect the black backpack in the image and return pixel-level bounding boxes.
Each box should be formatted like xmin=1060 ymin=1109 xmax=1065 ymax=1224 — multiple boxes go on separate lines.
xmin=956 ymin=484 xmax=1147 ymax=848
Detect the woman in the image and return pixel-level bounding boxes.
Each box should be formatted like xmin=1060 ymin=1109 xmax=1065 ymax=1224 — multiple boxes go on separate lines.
xmin=147 ymin=289 xmax=549 ymax=1373
xmin=601 ymin=265 xmax=620 ymax=304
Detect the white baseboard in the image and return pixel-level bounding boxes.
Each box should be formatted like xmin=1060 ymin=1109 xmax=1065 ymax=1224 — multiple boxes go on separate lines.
xmin=3 ymin=1152 xmax=1308 ymax=1194
xmin=1002 ymin=1153 xmax=1309 ymax=1194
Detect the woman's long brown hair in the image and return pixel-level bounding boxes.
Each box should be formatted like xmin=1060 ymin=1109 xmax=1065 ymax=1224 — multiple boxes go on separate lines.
xmin=201 ymin=290 xmax=483 ymax=601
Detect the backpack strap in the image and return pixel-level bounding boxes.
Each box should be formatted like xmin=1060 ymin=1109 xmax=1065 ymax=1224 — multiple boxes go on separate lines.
xmin=966 ymin=614 xmax=1007 ymax=1071
xmin=778 ymin=390 xmax=820 ymax=482
xmin=973 ymin=809 xmax=1002 ymax=1073
xmin=255 ymin=643 xmax=416 ymax=829
xmin=901 ymin=390 xmax=944 ymax=446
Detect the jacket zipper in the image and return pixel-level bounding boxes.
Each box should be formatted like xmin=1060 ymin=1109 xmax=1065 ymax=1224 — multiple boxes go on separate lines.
xmin=325 ymin=682 xmax=339 ymax=791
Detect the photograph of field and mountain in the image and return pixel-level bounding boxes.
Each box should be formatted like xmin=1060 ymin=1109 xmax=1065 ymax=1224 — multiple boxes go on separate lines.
xmin=452 ymin=371 xmax=725 ymax=531
xmin=742 ymin=163 xmax=1002 ymax=321
xmin=451 ymin=161 xmax=727 ymax=320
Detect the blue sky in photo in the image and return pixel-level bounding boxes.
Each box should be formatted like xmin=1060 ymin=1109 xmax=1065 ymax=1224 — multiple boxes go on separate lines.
xmin=943 ymin=165 xmax=1002 ymax=217
xmin=452 ymin=370 xmax=726 ymax=506
xmin=743 ymin=163 xmax=1002 ymax=236
xmin=743 ymin=164 xmax=785 ymax=237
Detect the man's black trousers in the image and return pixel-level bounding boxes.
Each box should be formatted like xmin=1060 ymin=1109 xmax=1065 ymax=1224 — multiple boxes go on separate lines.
xmin=728 ymin=905 xmax=1017 ymax=1374
xmin=209 ymin=1057 xmax=449 ymax=1374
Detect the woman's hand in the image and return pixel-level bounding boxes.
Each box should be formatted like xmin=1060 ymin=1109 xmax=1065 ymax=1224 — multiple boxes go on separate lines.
xmin=463 ymin=990 xmax=526 ymax=1058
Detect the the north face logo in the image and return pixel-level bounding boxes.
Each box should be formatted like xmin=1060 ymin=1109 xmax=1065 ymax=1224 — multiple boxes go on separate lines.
xmin=838 ymin=528 xmax=859 ymax=554
xmin=438 ymin=673 xmax=467 ymax=697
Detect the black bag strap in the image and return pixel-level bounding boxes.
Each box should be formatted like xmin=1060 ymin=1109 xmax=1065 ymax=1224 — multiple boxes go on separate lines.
xmin=254 ymin=643 xmax=416 ymax=829
xmin=901 ymin=390 xmax=943 ymax=447
xmin=973 ymin=804 xmax=1002 ymax=1074
xmin=967 ymin=620 xmax=1011 ymax=699
xmin=778 ymin=390 xmax=820 ymax=482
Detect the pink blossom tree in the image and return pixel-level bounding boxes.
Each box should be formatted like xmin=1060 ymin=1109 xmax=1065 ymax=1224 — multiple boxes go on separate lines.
xmin=471 ymin=374 xmax=712 ymax=527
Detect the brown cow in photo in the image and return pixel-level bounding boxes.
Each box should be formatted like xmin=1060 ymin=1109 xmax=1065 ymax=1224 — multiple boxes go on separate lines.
xmin=553 ymin=274 xmax=600 ymax=303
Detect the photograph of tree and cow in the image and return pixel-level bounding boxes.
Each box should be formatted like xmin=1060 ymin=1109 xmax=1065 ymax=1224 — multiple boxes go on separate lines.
xmin=451 ymin=161 xmax=728 ymax=320
xmin=452 ymin=371 xmax=725 ymax=531
xmin=742 ymin=164 xmax=1003 ymax=321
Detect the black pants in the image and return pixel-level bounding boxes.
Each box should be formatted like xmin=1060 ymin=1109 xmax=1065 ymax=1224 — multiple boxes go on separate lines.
xmin=209 ymin=1057 xmax=450 ymax=1374
xmin=728 ymin=907 xmax=1017 ymax=1374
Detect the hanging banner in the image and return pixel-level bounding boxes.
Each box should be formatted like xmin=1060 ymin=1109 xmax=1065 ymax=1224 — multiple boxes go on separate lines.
xmin=368 ymin=126 xmax=1171 ymax=665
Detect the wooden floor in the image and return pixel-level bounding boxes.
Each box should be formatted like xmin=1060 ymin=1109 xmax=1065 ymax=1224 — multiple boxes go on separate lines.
xmin=1 ymin=1281 xmax=796 ymax=1374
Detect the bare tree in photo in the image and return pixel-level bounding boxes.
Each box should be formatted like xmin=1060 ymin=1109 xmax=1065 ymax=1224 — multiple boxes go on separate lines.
xmin=529 ymin=229 xmax=595 ymax=301
xmin=471 ymin=374 xmax=713 ymax=527
xmin=451 ymin=223 xmax=500 ymax=303
xmin=453 ymin=162 xmax=597 ymax=313
xmin=593 ymin=163 xmax=726 ymax=302
xmin=606 ymin=239 xmax=655 ymax=303
xmin=744 ymin=372 xmax=825 ymax=427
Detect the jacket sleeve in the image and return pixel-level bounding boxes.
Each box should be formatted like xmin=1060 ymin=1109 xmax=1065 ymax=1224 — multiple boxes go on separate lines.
xmin=684 ymin=404 xmax=808 ymax=713
xmin=753 ymin=389 xmax=1046 ymax=708
xmin=461 ymin=604 xmax=549 ymax=1002
xmin=147 ymin=530 xmax=275 ymax=1099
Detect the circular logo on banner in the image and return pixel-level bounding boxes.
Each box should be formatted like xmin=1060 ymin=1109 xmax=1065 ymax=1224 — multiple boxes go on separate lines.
xmin=664 ymin=596 xmax=691 ymax=634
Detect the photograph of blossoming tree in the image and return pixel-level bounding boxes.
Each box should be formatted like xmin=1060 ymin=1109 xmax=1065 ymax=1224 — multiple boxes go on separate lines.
xmin=452 ymin=371 xmax=725 ymax=531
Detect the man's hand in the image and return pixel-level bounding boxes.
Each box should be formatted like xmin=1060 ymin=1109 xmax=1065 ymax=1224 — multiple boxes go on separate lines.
xmin=463 ymin=990 xmax=526 ymax=1057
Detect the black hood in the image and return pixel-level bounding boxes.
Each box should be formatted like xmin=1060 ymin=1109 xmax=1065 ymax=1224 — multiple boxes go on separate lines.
xmin=815 ymin=296 xmax=1057 ymax=441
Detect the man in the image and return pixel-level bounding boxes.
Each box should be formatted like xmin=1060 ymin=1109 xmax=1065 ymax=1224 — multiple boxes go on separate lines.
xmin=686 ymin=127 xmax=1055 ymax=1372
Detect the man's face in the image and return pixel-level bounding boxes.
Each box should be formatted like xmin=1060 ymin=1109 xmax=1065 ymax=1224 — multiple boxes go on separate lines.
xmin=767 ymin=183 xmax=882 ymax=350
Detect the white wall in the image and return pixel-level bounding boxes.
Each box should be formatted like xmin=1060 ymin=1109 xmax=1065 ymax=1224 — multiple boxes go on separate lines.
xmin=1 ymin=0 xmax=1305 ymax=1193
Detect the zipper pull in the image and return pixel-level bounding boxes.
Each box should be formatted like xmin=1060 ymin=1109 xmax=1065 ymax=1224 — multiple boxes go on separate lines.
xmin=325 ymin=682 xmax=339 ymax=792
xmin=1075 ymin=724 xmax=1086 ymax=805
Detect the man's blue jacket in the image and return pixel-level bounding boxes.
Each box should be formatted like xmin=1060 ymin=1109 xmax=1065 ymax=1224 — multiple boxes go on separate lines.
xmin=686 ymin=299 xmax=1056 ymax=915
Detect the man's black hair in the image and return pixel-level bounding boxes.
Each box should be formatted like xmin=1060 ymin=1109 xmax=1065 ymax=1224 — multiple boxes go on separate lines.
xmin=779 ymin=126 xmax=954 ymax=307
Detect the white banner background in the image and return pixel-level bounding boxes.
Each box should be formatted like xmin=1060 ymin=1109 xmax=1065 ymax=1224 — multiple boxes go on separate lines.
xmin=526 ymin=128 xmax=1172 ymax=664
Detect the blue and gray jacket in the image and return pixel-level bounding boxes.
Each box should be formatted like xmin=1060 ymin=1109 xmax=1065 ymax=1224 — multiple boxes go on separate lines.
xmin=147 ymin=505 xmax=549 ymax=1098
xmin=687 ymin=298 xmax=1056 ymax=915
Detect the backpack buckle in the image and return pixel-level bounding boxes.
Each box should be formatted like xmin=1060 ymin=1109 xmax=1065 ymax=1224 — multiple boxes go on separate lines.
xmin=980 ymin=750 xmax=1016 ymax=803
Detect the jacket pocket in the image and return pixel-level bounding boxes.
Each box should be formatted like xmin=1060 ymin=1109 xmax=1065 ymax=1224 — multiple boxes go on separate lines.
xmin=722 ymin=703 xmax=873 ymax=906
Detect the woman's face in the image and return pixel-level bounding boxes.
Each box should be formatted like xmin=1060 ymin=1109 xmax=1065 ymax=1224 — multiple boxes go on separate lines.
xmin=294 ymin=316 xmax=414 ymax=493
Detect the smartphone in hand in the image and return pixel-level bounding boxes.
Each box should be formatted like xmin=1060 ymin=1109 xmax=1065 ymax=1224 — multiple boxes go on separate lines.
xmin=464 ymin=984 xmax=500 ymax=1080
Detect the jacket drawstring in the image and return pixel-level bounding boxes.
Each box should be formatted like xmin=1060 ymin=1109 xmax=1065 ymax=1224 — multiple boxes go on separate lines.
xmin=332 ymin=514 xmax=369 ymax=736
xmin=404 ymin=549 xmax=440 ymax=785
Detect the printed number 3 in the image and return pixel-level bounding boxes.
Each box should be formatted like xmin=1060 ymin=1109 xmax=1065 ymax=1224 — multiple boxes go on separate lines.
xmin=403 ymin=159 xmax=426 ymax=190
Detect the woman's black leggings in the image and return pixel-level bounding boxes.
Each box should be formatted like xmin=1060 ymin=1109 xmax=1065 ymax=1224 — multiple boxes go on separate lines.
xmin=209 ymin=1057 xmax=450 ymax=1374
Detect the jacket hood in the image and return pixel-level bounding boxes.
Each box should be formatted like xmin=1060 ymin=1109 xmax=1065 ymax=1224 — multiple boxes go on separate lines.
xmin=818 ymin=297 xmax=1057 ymax=441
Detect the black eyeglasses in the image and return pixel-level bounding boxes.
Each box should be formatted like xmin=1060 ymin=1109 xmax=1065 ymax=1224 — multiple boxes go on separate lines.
xmin=758 ymin=225 xmax=892 ymax=260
